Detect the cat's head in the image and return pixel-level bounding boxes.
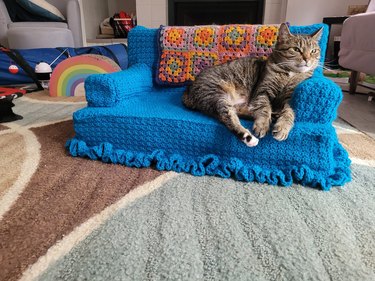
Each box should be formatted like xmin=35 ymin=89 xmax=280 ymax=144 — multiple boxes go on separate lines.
xmin=272 ymin=23 xmax=323 ymax=73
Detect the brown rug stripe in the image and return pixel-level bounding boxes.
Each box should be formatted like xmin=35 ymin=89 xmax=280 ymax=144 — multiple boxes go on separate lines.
xmin=0 ymin=133 xmax=26 ymax=197
xmin=0 ymin=120 xmax=164 ymax=281
xmin=339 ymin=133 xmax=375 ymax=160
xmin=26 ymin=90 xmax=86 ymax=102
xmin=0 ymin=124 xmax=9 ymax=131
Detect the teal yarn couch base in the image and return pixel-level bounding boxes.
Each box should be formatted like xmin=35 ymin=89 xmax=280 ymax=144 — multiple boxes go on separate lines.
xmin=66 ymin=137 xmax=351 ymax=191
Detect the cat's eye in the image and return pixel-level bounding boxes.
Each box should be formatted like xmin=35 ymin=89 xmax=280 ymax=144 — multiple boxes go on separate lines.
xmin=291 ymin=47 xmax=301 ymax=52
xmin=311 ymin=49 xmax=318 ymax=54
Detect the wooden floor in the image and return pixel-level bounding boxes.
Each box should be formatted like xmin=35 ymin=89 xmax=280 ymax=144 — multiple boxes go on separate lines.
xmin=337 ymin=83 xmax=375 ymax=139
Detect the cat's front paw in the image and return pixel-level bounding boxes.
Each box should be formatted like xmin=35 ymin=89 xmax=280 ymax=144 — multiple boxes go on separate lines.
xmin=272 ymin=122 xmax=292 ymax=141
xmin=242 ymin=132 xmax=259 ymax=147
xmin=253 ymin=119 xmax=270 ymax=138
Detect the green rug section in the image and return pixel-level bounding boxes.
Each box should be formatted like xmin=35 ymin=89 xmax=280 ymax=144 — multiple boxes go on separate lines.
xmin=38 ymin=164 xmax=375 ymax=281
xmin=13 ymin=98 xmax=85 ymax=127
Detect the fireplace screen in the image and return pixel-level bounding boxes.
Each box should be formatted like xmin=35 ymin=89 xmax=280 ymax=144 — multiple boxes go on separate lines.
xmin=168 ymin=0 xmax=264 ymax=26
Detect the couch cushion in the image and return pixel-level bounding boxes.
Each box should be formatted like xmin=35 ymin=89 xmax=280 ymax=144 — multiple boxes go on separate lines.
xmin=8 ymin=21 xmax=68 ymax=29
xmin=7 ymin=26 xmax=74 ymax=48
xmin=16 ymin=0 xmax=65 ymax=22
xmin=155 ymin=24 xmax=280 ymax=86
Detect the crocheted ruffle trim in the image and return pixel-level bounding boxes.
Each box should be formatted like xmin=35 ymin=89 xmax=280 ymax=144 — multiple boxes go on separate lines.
xmin=66 ymin=138 xmax=351 ymax=191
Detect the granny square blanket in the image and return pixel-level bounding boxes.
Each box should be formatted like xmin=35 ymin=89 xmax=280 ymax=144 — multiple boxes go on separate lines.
xmin=156 ymin=24 xmax=280 ymax=86
xmin=66 ymin=24 xmax=352 ymax=190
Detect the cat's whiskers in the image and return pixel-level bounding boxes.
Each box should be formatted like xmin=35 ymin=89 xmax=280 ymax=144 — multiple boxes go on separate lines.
xmin=317 ymin=63 xmax=334 ymax=71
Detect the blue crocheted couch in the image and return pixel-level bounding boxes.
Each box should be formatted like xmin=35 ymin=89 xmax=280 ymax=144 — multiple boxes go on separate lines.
xmin=66 ymin=24 xmax=351 ymax=190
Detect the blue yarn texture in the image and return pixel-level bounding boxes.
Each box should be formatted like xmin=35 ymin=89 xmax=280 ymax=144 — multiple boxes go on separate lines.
xmin=66 ymin=24 xmax=351 ymax=190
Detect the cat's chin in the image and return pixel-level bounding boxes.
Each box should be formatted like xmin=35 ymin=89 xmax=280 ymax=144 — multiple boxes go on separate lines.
xmin=295 ymin=66 xmax=312 ymax=73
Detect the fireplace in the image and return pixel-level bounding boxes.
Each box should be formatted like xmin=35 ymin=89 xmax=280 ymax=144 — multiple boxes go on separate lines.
xmin=168 ymin=0 xmax=264 ymax=26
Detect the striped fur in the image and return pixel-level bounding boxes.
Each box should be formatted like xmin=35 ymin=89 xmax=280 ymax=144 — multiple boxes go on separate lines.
xmin=183 ymin=23 xmax=322 ymax=146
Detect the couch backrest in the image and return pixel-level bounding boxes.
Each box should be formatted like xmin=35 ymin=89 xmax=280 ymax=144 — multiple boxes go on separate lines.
xmin=127 ymin=26 xmax=159 ymax=68
xmin=0 ymin=0 xmax=11 ymax=23
xmin=47 ymin=0 xmax=67 ymax=16
xmin=367 ymin=0 xmax=375 ymax=12
xmin=1 ymin=0 xmax=69 ymax=20
xmin=127 ymin=24 xmax=328 ymax=75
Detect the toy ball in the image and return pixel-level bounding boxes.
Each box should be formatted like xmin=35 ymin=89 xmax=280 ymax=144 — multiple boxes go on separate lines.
xmin=9 ymin=64 xmax=19 ymax=74
xmin=35 ymin=61 xmax=53 ymax=89
xmin=35 ymin=61 xmax=52 ymax=77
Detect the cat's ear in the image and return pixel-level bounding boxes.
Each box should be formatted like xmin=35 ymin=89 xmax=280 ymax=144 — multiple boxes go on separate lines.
xmin=277 ymin=23 xmax=292 ymax=42
xmin=311 ymin=27 xmax=323 ymax=41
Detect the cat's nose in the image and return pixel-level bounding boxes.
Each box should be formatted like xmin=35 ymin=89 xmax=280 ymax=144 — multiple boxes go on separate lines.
xmin=302 ymin=52 xmax=311 ymax=63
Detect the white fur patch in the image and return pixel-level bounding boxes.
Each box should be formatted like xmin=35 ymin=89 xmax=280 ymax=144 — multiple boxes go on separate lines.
xmin=243 ymin=133 xmax=259 ymax=147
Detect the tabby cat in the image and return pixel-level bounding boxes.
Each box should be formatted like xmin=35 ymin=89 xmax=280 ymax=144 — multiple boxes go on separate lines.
xmin=182 ymin=23 xmax=322 ymax=147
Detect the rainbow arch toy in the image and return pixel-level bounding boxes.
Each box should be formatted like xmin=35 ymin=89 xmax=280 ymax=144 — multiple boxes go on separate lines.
xmin=49 ymin=55 xmax=121 ymax=97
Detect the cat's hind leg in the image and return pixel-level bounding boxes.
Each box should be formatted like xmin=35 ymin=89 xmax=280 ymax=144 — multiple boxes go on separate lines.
xmin=183 ymin=85 xmax=258 ymax=147
xmin=216 ymin=100 xmax=259 ymax=147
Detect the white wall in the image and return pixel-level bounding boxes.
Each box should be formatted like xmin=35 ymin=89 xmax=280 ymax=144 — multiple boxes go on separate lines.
xmin=108 ymin=0 xmax=136 ymax=16
xmin=81 ymin=0 xmax=108 ymax=40
xmin=263 ymin=0 xmax=288 ymax=24
xmin=80 ymin=0 xmax=136 ymax=43
xmin=285 ymin=0 xmax=369 ymax=25
xmin=136 ymin=0 xmax=167 ymax=28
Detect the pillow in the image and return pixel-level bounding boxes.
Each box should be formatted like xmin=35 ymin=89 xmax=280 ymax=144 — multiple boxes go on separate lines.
xmin=16 ymin=0 xmax=65 ymax=22
xmin=155 ymin=24 xmax=281 ymax=86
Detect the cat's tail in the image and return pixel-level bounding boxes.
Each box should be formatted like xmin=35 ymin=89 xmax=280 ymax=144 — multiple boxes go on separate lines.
xmin=182 ymin=86 xmax=194 ymax=109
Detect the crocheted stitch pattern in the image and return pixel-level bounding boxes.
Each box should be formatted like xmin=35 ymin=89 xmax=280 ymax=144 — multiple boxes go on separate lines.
xmin=156 ymin=24 xmax=280 ymax=86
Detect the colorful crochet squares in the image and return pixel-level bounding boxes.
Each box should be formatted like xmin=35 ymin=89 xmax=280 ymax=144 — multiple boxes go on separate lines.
xmin=156 ymin=24 xmax=280 ymax=86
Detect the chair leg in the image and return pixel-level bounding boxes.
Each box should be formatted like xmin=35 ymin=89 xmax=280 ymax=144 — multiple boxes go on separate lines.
xmin=349 ymin=71 xmax=359 ymax=95
xmin=0 ymin=100 xmax=23 ymax=123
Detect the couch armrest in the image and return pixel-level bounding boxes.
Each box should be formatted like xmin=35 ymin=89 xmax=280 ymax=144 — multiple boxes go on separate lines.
xmin=291 ymin=75 xmax=342 ymax=124
xmin=338 ymin=11 xmax=375 ymax=74
xmin=85 ymin=64 xmax=154 ymax=107
xmin=66 ymin=0 xmax=83 ymax=47
xmin=0 ymin=0 xmax=11 ymax=47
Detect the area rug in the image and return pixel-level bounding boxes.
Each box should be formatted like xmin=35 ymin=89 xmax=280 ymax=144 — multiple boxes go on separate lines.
xmin=0 ymin=91 xmax=374 ymax=281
